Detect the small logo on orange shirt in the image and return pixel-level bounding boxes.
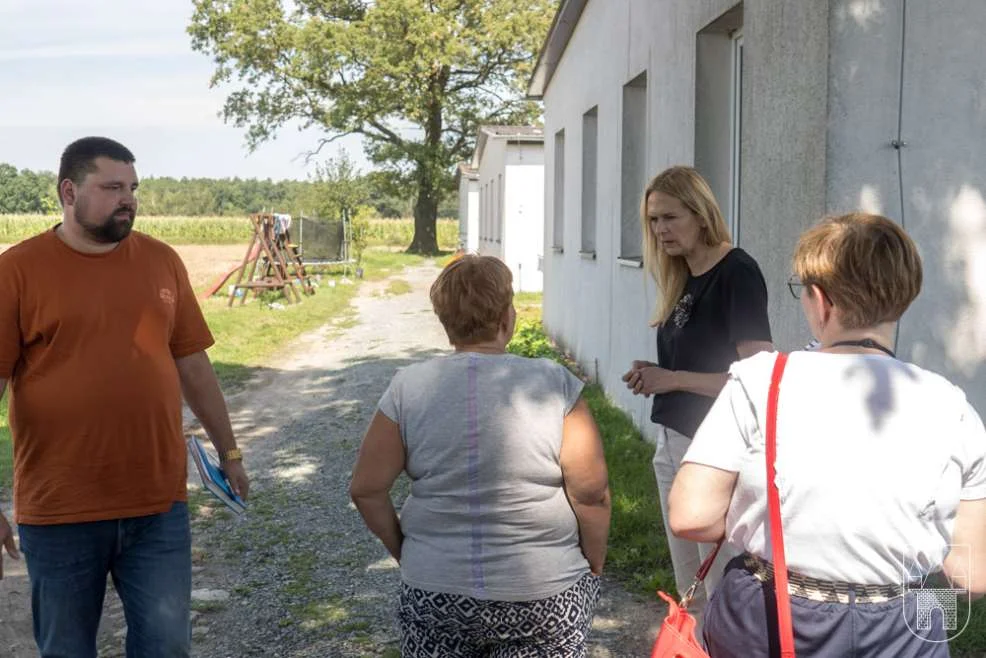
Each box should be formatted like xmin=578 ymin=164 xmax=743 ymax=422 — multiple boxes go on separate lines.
xmin=159 ymin=289 xmax=176 ymax=305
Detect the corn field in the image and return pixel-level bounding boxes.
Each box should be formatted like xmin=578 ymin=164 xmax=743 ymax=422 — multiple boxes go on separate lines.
xmin=0 ymin=215 xmax=459 ymax=249
xmin=365 ymin=219 xmax=458 ymax=249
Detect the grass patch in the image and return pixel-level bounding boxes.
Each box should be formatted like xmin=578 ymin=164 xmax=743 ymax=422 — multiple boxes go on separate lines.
xmin=581 ymin=384 xmax=671 ymax=594
xmin=203 ymin=279 xmax=358 ymax=391
xmin=514 ymin=292 xmax=542 ymax=324
xmin=360 ymin=248 xmax=430 ymax=280
xmin=284 ymin=551 xmax=319 ymax=597
xmin=191 ymin=600 xmax=227 ymax=613
xmin=0 ymin=391 xmax=8 ymax=497
xmin=294 ymin=599 xmax=350 ymax=630
xmin=187 ymin=489 xmax=211 ymax=518
xmin=953 ymin=598 xmax=986 ymax=657
xmin=0 ymin=404 xmax=9 ymax=492
xmin=384 ymin=279 xmax=412 ymax=296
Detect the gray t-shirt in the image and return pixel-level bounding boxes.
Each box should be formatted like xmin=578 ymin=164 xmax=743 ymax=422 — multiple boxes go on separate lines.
xmin=378 ymin=351 xmax=590 ymax=601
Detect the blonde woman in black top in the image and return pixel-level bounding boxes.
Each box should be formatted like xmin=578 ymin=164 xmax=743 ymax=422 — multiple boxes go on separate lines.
xmin=623 ymin=166 xmax=773 ymax=626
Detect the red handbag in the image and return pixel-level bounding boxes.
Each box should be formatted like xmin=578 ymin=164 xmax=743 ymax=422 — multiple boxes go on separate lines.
xmin=649 ymin=541 xmax=723 ymax=658
xmin=650 ymin=352 xmax=796 ymax=658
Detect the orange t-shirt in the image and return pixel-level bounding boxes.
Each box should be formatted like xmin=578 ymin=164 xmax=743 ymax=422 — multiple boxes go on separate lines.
xmin=0 ymin=229 xmax=215 ymax=524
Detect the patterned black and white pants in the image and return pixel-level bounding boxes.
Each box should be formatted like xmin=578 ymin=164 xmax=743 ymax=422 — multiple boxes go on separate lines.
xmin=398 ymin=573 xmax=600 ymax=657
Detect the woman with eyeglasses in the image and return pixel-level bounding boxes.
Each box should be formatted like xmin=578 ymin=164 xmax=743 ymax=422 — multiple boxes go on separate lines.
xmin=622 ymin=166 xmax=774 ymax=626
xmin=669 ymin=213 xmax=986 ymax=656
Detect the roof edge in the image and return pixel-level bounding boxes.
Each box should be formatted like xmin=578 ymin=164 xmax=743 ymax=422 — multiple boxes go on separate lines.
xmin=472 ymin=126 xmax=544 ymax=168
xmin=526 ymin=0 xmax=590 ymax=100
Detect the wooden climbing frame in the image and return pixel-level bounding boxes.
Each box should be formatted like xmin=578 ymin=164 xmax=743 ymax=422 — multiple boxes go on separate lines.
xmin=228 ymin=213 xmax=315 ymax=306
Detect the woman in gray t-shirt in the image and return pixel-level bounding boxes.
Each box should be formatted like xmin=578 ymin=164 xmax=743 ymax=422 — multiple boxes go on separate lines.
xmin=351 ymin=255 xmax=611 ymax=657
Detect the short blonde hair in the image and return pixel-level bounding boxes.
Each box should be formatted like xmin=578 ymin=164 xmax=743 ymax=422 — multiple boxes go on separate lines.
xmin=793 ymin=213 xmax=922 ymax=329
xmin=641 ymin=166 xmax=732 ymax=325
xmin=430 ymin=255 xmax=513 ymax=345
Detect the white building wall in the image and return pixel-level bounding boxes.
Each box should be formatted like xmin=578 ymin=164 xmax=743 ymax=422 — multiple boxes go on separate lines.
xmin=477 ymin=138 xmax=507 ymax=260
xmin=543 ymin=0 xmax=752 ymax=438
xmin=457 ymin=176 xmax=480 ymax=253
xmin=543 ymin=0 xmax=986 ymax=426
xmin=503 ymin=143 xmax=544 ymax=293
xmin=825 ymin=0 xmax=986 ymax=405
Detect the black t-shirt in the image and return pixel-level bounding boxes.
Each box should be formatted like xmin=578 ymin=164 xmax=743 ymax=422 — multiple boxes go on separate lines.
xmin=651 ymin=248 xmax=772 ymax=437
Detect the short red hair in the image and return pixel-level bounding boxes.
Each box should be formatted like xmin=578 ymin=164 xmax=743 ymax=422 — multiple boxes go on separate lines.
xmin=430 ymin=255 xmax=513 ymax=345
xmin=793 ymin=213 xmax=922 ymax=328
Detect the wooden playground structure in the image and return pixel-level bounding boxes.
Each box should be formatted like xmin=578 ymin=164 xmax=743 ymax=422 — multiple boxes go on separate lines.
xmin=212 ymin=213 xmax=316 ymax=305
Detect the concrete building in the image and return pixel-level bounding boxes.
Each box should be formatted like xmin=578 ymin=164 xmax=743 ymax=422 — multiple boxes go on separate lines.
xmin=529 ymin=0 xmax=986 ymax=435
xmin=456 ymin=163 xmax=480 ymax=253
xmin=470 ymin=125 xmax=546 ymax=292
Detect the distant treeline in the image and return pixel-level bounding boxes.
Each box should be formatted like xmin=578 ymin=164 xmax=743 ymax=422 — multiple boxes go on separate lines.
xmin=0 ymin=163 xmax=456 ymax=219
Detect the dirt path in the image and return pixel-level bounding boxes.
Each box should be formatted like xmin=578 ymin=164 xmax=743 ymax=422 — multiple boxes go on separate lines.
xmin=0 ymin=261 xmax=660 ymax=657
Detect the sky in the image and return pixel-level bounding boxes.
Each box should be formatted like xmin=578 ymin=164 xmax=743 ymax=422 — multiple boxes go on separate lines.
xmin=0 ymin=0 xmax=368 ymax=181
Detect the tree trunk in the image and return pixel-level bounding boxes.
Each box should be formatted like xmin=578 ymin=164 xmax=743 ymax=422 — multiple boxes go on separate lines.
xmin=407 ymin=171 xmax=440 ymax=254
xmin=407 ymin=81 xmax=445 ymax=255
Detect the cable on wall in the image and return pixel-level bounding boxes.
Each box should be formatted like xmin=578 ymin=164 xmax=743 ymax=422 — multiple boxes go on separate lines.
xmin=892 ymin=0 xmax=909 ymax=353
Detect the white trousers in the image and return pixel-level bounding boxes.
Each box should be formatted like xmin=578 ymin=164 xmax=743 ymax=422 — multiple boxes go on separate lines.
xmin=652 ymin=424 xmax=735 ymax=630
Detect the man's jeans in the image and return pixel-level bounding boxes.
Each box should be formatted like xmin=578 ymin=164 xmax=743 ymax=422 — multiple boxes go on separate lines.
xmin=18 ymin=502 xmax=191 ymax=658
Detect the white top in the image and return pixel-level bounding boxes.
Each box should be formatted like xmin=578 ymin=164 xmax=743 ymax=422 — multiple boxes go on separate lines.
xmin=684 ymin=350 xmax=986 ymax=585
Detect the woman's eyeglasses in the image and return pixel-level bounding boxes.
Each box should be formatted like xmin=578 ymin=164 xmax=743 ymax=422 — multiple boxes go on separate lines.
xmin=787 ymin=275 xmax=805 ymax=300
xmin=788 ymin=275 xmax=833 ymax=304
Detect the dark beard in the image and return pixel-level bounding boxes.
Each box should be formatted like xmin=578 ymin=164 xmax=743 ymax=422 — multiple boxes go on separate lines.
xmin=78 ymin=208 xmax=135 ymax=243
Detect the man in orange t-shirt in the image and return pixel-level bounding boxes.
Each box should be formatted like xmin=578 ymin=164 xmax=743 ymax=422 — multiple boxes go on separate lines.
xmin=0 ymin=137 xmax=249 ymax=658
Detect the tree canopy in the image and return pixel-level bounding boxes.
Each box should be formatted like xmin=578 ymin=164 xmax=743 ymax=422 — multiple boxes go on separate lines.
xmin=188 ymin=0 xmax=554 ymax=253
xmin=0 ymin=163 xmax=455 ymax=219
xmin=0 ymin=164 xmax=59 ymax=215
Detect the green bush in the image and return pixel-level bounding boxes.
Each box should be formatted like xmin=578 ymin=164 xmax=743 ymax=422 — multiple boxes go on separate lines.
xmin=350 ymin=206 xmax=375 ymax=268
xmin=507 ymin=320 xmax=559 ymax=360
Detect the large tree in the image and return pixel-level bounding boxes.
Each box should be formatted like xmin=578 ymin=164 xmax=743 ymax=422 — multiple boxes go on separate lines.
xmin=189 ymin=0 xmax=553 ymax=253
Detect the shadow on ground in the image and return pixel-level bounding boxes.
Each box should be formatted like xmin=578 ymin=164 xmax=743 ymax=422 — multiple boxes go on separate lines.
xmin=187 ymin=350 xmax=443 ymax=658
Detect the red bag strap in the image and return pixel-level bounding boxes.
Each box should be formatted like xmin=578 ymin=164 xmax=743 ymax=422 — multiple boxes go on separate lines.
xmin=767 ymin=353 xmax=796 ymax=657
xmin=679 ymin=539 xmax=723 ymax=609
xmin=696 ymin=539 xmax=723 ymax=581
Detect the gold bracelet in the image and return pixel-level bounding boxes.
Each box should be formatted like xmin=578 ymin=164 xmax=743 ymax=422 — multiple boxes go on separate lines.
xmin=220 ymin=448 xmax=243 ymax=463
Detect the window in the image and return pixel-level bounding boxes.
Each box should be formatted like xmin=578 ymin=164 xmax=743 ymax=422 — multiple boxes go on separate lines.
xmin=483 ymin=183 xmax=490 ymax=242
xmin=482 ymin=183 xmax=489 ymax=243
xmin=497 ymin=173 xmax=503 ymax=243
xmin=620 ymin=72 xmax=647 ymax=260
xmin=552 ymin=129 xmax=566 ymax=251
xmin=695 ymin=4 xmax=744 ymax=243
xmin=730 ymin=29 xmax=744 ymax=243
xmin=490 ymin=180 xmax=496 ymax=244
xmin=581 ymin=106 xmax=599 ymax=256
